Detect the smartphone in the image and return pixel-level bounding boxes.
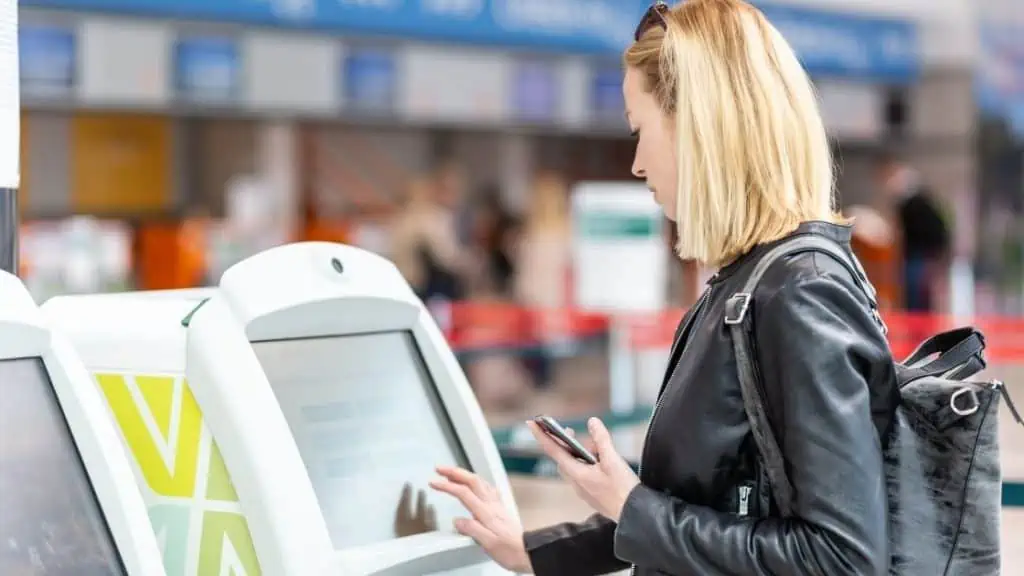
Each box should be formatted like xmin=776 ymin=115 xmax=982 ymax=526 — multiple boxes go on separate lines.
xmin=533 ymin=415 xmax=599 ymax=465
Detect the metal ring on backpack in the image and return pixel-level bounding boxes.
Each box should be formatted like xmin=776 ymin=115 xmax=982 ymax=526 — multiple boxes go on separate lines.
xmin=950 ymin=387 xmax=980 ymax=417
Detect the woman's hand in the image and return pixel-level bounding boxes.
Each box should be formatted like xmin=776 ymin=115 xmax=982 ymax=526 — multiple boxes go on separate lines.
xmin=528 ymin=417 xmax=641 ymax=522
xmin=429 ymin=466 xmax=532 ymax=574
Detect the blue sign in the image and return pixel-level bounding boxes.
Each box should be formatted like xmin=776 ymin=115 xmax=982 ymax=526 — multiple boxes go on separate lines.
xmin=22 ymin=0 xmax=920 ymax=82
xmin=976 ymin=19 xmax=1024 ymax=139
xmin=343 ymin=48 xmax=397 ymax=114
xmin=174 ymin=36 xmax=240 ymax=103
xmin=758 ymin=4 xmax=920 ymax=83
xmin=590 ymin=66 xmax=625 ymax=124
xmin=510 ymin=60 xmax=559 ymax=122
xmin=24 ymin=0 xmax=646 ymax=55
xmin=19 ymin=25 xmax=76 ymax=98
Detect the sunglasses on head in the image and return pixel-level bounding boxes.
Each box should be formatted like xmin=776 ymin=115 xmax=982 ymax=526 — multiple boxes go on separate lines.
xmin=634 ymin=0 xmax=670 ymax=41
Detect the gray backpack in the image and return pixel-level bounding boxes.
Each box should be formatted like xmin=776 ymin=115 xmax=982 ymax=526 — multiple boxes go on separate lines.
xmin=724 ymin=234 xmax=1023 ymax=575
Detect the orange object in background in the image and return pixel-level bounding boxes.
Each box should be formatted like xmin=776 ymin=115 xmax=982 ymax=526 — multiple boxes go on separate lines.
xmin=17 ymin=224 xmax=31 ymax=279
xmin=301 ymin=218 xmax=352 ymax=244
xmin=137 ymin=216 xmax=355 ymax=291
xmin=71 ymin=114 xmax=171 ymax=215
xmin=846 ymin=205 xmax=901 ymax=311
xmin=135 ymin=218 xmax=209 ymax=290
xmin=179 ymin=216 xmax=209 ymax=285
xmin=851 ymin=235 xmax=899 ymax=310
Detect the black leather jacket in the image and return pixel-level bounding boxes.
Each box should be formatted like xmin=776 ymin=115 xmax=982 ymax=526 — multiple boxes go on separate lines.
xmin=523 ymin=221 xmax=899 ymax=575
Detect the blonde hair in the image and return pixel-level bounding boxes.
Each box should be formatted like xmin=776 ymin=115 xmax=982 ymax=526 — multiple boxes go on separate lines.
xmin=624 ymin=0 xmax=844 ymax=266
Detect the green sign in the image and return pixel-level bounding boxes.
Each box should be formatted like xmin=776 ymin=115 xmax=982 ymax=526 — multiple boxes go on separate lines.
xmin=576 ymin=212 xmax=660 ymax=239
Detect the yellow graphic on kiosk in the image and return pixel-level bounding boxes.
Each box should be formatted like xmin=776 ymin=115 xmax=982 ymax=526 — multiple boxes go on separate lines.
xmin=96 ymin=373 xmax=262 ymax=576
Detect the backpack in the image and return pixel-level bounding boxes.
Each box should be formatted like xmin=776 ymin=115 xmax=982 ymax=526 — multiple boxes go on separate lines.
xmin=724 ymin=234 xmax=1023 ymax=575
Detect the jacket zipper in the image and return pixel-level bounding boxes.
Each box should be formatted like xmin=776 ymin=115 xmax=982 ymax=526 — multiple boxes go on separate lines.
xmin=738 ymin=485 xmax=752 ymax=516
xmin=630 ymin=275 xmax=716 ymax=575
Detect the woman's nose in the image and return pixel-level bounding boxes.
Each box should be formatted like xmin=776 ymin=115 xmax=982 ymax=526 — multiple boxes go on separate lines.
xmin=631 ymin=157 xmax=645 ymax=180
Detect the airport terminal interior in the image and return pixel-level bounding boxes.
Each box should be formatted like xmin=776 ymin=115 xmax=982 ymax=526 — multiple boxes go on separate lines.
xmin=3 ymin=0 xmax=1024 ymax=574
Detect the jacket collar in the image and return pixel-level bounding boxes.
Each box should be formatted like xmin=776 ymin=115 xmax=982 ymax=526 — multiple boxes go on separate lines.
xmin=711 ymin=220 xmax=853 ymax=284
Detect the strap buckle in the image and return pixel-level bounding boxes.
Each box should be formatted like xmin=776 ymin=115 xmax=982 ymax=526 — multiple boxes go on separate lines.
xmin=950 ymin=387 xmax=980 ymax=417
xmin=724 ymin=293 xmax=752 ymax=325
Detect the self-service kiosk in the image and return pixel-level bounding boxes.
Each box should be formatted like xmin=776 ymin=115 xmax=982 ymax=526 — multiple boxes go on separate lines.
xmin=0 ymin=270 xmax=166 ymax=575
xmin=42 ymin=289 xmax=262 ymax=576
xmin=43 ymin=242 xmax=520 ymax=575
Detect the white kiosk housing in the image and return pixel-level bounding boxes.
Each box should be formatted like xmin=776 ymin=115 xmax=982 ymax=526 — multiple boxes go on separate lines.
xmin=0 ymin=271 xmax=166 ymax=576
xmin=44 ymin=242 xmax=520 ymax=576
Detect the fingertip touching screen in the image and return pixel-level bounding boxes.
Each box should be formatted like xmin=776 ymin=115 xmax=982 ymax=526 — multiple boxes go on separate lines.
xmin=0 ymin=358 xmax=126 ymax=576
xmin=252 ymin=331 xmax=471 ymax=550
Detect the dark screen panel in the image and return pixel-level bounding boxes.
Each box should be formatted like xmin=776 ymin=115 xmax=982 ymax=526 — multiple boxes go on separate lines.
xmin=0 ymin=358 xmax=125 ymax=575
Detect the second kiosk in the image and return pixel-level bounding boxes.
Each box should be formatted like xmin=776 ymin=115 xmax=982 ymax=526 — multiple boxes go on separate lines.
xmin=43 ymin=242 xmax=520 ymax=576
xmin=0 ymin=271 xmax=166 ymax=576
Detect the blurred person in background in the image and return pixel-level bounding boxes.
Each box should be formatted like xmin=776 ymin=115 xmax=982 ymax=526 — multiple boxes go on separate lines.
xmin=846 ymin=205 xmax=896 ymax=249
xmin=432 ymin=1 xmax=897 ymax=574
xmin=433 ymin=155 xmax=476 ymax=246
xmin=459 ymin=186 xmax=534 ymax=411
xmin=435 ymin=156 xmax=467 ymax=205
xmin=389 ymin=175 xmax=467 ymax=305
xmin=463 ymin=186 xmax=518 ymax=299
xmin=514 ymin=171 xmax=573 ymax=390
xmin=875 ymin=151 xmax=951 ymax=312
xmin=845 ymin=204 xmax=899 ymax=309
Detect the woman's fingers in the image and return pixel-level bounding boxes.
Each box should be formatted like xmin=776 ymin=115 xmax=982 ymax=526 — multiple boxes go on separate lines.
xmin=429 ymin=479 xmax=494 ymax=522
xmin=435 ymin=466 xmax=496 ymax=500
xmin=526 ymin=422 xmax=580 ymax=471
xmin=432 ymin=467 xmax=503 ymax=526
xmin=452 ymin=517 xmax=499 ymax=548
xmin=431 ymin=466 xmax=529 ymax=574
xmin=564 ymin=427 xmax=599 ymax=453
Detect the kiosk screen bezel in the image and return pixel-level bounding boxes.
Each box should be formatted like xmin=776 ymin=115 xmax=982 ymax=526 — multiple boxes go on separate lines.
xmin=0 ymin=356 xmax=127 ymax=575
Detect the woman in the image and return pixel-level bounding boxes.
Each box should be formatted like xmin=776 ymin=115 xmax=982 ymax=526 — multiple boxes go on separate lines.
xmin=389 ymin=175 xmax=467 ymax=303
xmin=429 ymin=1 xmax=896 ymax=574
xmin=464 ymin=187 xmax=518 ymax=299
xmin=514 ymin=171 xmax=573 ymax=389
xmin=514 ymin=171 xmax=572 ymax=310
xmin=457 ymin=188 xmax=534 ymax=410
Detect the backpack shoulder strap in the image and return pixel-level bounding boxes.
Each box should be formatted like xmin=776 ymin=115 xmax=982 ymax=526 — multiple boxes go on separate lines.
xmin=724 ymin=234 xmax=880 ymax=518
xmin=725 ymin=235 xmax=885 ymax=330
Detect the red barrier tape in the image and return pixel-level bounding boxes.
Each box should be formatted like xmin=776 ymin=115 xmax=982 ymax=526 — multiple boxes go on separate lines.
xmin=444 ymin=301 xmax=1024 ymax=362
xmin=446 ymin=301 xmax=609 ymax=351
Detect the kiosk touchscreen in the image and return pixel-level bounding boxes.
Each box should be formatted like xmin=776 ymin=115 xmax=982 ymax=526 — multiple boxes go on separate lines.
xmin=0 ymin=271 xmax=165 ymax=576
xmin=43 ymin=243 xmax=520 ymax=575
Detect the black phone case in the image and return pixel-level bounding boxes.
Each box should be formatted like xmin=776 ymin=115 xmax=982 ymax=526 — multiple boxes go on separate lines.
xmin=534 ymin=416 xmax=599 ymax=464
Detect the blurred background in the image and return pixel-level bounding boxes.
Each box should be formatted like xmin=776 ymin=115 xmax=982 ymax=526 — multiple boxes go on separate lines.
xmin=12 ymin=0 xmax=1024 ymax=567
xmin=12 ymin=0 xmax=1024 ymax=443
